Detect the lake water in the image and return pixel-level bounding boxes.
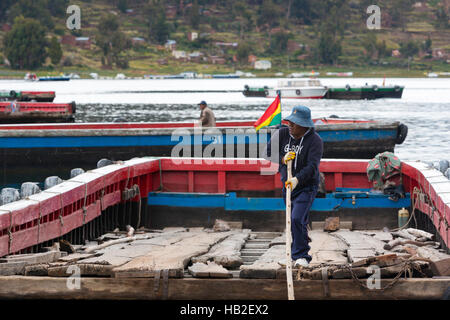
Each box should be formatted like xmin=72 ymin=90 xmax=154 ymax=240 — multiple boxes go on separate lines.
xmin=1 ymin=77 xmax=449 ymax=162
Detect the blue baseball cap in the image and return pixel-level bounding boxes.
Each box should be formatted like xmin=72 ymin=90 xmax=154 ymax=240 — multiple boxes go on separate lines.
xmin=283 ymin=105 xmax=314 ymax=128
xmin=198 ymin=100 xmax=207 ymax=105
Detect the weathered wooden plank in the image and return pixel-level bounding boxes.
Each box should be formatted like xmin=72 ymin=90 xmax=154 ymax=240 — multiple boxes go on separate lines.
xmin=311 ymin=221 xmax=353 ymax=230
xmin=239 ymin=245 xmax=284 ymax=279
xmin=0 ymin=251 xmax=62 ymax=265
xmin=188 ymin=262 xmax=232 ymax=278
xmin=323 ymin=217 xmax=340 ymax=232
xmin=24 ymin=264 xmax=49 ymax=276
xmin=359 ymin=230 xmax=393 ymax=242
xmin=309 ymin=230 xmax=348 ymax=266
xmin=78 ymin=231 xmax=198 ymax=267
xmin=47 ymin=264 xmax=114 ymax=277
xmin=347 ymin=249 xmax=377 ymax=263
xmin=405 ymin=228 xmax=434 ymax=240
xmin=58 ymin=253 xmax=98 ymax=263
xmin=333 ymin=230 xmax=387 ymax=255
xmin=416 ymin=247 xmax=450 ymax=262
xmin=113 ymin=231 xmax=232 ymax=278
xmin=392 ymin=230 xmax=417 ymax=241
xmin=0 ymin=261 xmax=27 ymax=276
xmin=430 ymin=258 xmax=450 ymax=276
xmin=82 ymin=235 xmax=152 ymax=253
xmin=191 ymin=229 xmax=250 ymax=268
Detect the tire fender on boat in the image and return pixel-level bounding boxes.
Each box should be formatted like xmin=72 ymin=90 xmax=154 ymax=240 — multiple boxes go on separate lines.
xmin=345 ymin=84 xmax=350 ymax=91
xmin=9 ymin=90 xmax=16 ymax=98
xmin=372 ymin=85 xmax=378 ymax=91
xmin=394 ymin=85 xmax=400 ymax=92
xmin=296 ymin=89 xmax=301 ymax=95
xmin=395 ymin=123 xmax=408 ymax=144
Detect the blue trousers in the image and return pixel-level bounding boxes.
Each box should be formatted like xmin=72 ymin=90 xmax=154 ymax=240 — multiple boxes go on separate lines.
xmin=284 ymin=186 xmax=318 ymax=262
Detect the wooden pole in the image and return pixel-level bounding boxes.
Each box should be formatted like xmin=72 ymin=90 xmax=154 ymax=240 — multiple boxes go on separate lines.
xmin=285 ymin=160 xmax=295 ymax=300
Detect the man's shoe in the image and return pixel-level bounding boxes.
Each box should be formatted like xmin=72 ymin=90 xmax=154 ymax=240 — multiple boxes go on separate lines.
xmin=294 ymin=258 xmax=309 ymax=268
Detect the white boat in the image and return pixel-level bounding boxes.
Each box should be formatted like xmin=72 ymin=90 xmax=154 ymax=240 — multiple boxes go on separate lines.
xmin=266 ymin=79 xmax=328 ymax=99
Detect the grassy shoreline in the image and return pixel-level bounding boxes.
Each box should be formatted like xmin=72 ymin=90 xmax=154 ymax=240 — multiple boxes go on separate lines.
xmin=0 ymin=65 xmax=448 ymax=80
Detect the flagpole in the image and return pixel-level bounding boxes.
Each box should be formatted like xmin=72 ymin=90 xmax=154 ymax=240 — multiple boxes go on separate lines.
xmin=277 ymin=90 xmax=281 ymax=124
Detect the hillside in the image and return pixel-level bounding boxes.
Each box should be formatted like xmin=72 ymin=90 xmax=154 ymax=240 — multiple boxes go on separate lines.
xmin=0 ymin=0 xmax=449 ymax=78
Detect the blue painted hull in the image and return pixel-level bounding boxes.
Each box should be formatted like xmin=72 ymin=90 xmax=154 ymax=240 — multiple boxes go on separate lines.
xmin=0 ymin=122 xmax=402 ymax=187
xmin=146 ymin=188 xmax=411 ymax=231
xmin=0 ymin=128 xmax=397 ymax=149
xmin=38 ymin=77 xmax=70 ymax=81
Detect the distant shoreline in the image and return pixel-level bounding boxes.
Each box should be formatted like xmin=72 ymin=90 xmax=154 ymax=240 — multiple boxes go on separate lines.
xmin=0 ymin=67 xmax=449 ymax=80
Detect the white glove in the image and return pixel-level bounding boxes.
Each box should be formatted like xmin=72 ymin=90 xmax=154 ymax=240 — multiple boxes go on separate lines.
xmin=285 ymin=177 xmax=298 ymax=190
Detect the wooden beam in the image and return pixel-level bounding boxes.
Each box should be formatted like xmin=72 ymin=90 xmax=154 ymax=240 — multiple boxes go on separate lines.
xmin=0 ymin=276 xmax=448 ymax=300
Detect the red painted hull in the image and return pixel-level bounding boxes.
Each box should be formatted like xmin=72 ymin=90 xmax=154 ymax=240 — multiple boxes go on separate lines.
xmin=0 ymin=102 xmax=74 ymax=113
xmin=0 ymin=158 xmax=448 ymax=257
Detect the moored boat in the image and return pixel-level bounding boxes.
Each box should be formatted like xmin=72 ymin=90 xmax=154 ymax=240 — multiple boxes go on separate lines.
xmin=242 ymin=85 xmax=269 ymax=97
xmin=0 ymin=91 xmax=55 ymax=102
xmin=324 ymin=84 xmax=404 ymax=100
xmin=0 ymin=101 xmax=75 ymax=124
xmin=0 ymin=156 xmax=448 ymax=300
xmin=38 ymin=76 xmax=70 ymax=82
xmin=0 ymin=118 xmax=407 ymax=187
xmin=266 ymin=79 xmax=328 ymax=99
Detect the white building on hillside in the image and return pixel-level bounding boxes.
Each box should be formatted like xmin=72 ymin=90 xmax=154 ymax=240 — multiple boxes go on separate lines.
xmin=254 ymin=60 xmax=272 ymax=70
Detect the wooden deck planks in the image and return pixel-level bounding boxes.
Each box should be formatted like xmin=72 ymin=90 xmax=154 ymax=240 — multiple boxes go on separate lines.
xmin=239 ymin=245 xmax=284 ymax=279
xmin=309 ymin=230 xmax=348 ymax=266
xmin=113 ymin=231 xmax=233 ymax=278
xmin=188 ymin=262 xmax=232 ymax=278
xmin=191 ymin=229 xmax=251 ymax=268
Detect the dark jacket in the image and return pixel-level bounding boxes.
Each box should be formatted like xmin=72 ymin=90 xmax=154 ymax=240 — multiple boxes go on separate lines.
xmin=265 ymin=126 xmax=323 ymax=198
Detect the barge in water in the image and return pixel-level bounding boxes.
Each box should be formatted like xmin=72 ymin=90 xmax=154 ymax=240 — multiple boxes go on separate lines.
xmin=0 ymin=157 xmax=449 ymax=299
xmin=324 ymin=85 xmax=404 ymax=100
xmin=0 ymin=119 xmax=407 ymax=187
xmin=0 ymin=101 xmax=75 ymax=124
xmin=0 ymin=91 xmax=55 ymax=102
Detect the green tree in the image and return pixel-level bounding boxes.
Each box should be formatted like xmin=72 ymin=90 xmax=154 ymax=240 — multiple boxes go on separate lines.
xmin=434 ymin=8 xmax=449 ymax=29
xmin=257 ymin=0 xmax=282 ymax=30
xmin=96 ymin=14 xmax=131 ymax=68
xmin=362 ymin=32 xmax=377 ymax=59
xmin=8 ymin=0 xmax=54 ymax=30
xmin=236 ymin=42 xmax=251 ymax=65
xmin=290 ymin=0 xmax=316 ymax=25
xmin=269 ymin=32 xmax=290 ymax=53
xmin=400 ymin=40 xmax=419 ymax=58
xmin=391 ymin=0 xmax=414 ymax=31
xmin=147 ymin=1 xmax=170 ymax=44
xmin=315 ymin=22 xmax=342 ymax=65
xmin=189 ymin=0 xmax=200 ymax=29
xmin=48 ymin=37 xmax=63 ymax=65
xmin=3 ymin=16 xmax=48 ymax=69
xmin=0 ymin=0 xmax=14 ymax=22
xmin=47 ymin=0 xmax=69 ymax=17
xmin=117 ymin=0 xmax=128 ymax=13
xmin=422 ymin=36 xmax=432 ymax=54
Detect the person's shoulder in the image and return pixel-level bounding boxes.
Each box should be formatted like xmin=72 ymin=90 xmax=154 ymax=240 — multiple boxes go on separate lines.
xmin=312 ymin=130 xmax=323 ymax=143
xmin=278 ymin=126 xmax=289 ymax=134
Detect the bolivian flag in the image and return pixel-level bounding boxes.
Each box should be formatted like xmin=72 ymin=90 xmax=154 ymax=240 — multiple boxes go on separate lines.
xmin=253 ymin=94 xmax=281 ymax=131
